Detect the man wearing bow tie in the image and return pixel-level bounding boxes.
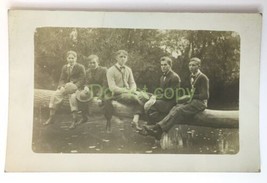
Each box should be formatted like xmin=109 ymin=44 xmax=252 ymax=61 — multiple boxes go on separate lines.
xmin=142 ymin=57 xmax=209 ymax=140
xmin=145 ymin=56 xmax=181 ymax=124
xmin=106 ymin=50 xmax=147 ymax=130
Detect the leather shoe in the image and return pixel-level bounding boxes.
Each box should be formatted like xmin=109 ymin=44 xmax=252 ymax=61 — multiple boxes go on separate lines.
xmin=138 ymin=128 xmax=148 ymax=136
xmin=69 ymin=122 xmax=76 ymax=129
xmin=131 ymin=121 xmax=142 ymax=131
xmin=77 ymin=117 xmax=88 ymax=125
xmin=143 ymin=125 xmax=163 ymax=140
xmin=43 ymin=117 xmax=54 ymax=126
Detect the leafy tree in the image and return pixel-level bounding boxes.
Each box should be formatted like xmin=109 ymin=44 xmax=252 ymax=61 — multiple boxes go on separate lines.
xmin=34 ymin=28 xmax=240 ymax=109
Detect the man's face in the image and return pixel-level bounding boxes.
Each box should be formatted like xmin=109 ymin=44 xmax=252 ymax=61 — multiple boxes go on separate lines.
xmin=161 ymin=60 xmax=171 ymax=73
xmin=116 ymin=53 xmax=128 ymax=66
xmin=189 ymin=61 xmax=200 ymax=74
xmin=67 ymin=54 xmax=77 ymax=66
xmin=88 ymin=58 xmax=99 ymax=69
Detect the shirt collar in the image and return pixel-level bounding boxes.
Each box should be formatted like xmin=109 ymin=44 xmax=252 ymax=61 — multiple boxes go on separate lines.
xmin=163 ymin=70 xmax=171 ymax=76
xmin=67 ymin=63 xmax=76 ymax=68
xmin=90 ymin=66 xmax=99 ymax=71
xmin=116 ymin=63 xmax=125 ymax=69
xmin=191 ymin=69 xmax=200 ymax=77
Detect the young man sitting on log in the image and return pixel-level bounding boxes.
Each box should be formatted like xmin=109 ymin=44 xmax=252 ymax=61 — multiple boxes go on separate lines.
xmin=68 ymin=54 xmax=108 ymax=129
xmin=106 ymin=50 xmax=149 ymax=131
xmin=144 ymin=56 xmax=181 ymax=124
xmin=142 ymin=57 xmax=209 ymax=140
xmin=43 ymin=50 xmax=86 ymax=125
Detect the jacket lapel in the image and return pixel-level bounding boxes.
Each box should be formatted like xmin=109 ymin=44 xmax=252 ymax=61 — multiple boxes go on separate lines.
xmin=163 ymin=70 xmax=172 ymax=88
xmin=70 ymin=64 xmax=77 ymax=76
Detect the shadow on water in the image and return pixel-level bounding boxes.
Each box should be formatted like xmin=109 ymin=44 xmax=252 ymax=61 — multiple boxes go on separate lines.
xmin=32 ymin=110 xmax=239 ymax=154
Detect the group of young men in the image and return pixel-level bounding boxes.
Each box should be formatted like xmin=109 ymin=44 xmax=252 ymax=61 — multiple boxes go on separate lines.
xmin=43 ymin=49 xmax=209 ymax=141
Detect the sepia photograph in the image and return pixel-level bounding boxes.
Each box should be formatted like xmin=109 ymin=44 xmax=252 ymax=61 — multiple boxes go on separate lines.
xmin=5 ymin=10 xmax=261 ymax=172
xmin=33 ymin=27 xmax=239 ymax=154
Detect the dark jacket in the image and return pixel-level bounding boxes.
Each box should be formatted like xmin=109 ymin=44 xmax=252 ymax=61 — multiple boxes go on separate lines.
xmin=58 ymin=63 xmax=86 ymax=89
xmin=86 ymin=66 xmax=108 ymax=86
xmin=190 ymin=71 xmax=209 ymax=101
xmin=157 ymin=69 xmax=181 ymax=101
xmin=147 ymin=70 xmax=181 ymax=119
xmin=85 ymin=66 xmax=108 ymax=97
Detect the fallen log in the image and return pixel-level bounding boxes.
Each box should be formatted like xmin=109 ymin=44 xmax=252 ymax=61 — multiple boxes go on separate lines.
xmin=34 ymin=89 xmax=239 ymax=129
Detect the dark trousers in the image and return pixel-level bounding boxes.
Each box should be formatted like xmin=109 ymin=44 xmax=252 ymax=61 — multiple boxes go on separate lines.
xmin=158 ymin=99 xmax=207 ymax=132
xmin=147 ymin=100 xmax=176 ymax=124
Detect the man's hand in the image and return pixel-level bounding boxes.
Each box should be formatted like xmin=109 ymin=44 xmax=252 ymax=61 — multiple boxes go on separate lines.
xmin=84 ymin=86 xmax=90 ymax=92
xmin=57 ymin=85 xmax=64 ymax=90
xmin=144 ymin=95 xmax=157 ymax=113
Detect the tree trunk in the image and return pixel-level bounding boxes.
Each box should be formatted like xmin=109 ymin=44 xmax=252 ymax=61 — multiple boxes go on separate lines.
xmin=34 ymin=89 xmax=140 ymax=117
xmin=34 ymin=89 xmax=239 ymax=128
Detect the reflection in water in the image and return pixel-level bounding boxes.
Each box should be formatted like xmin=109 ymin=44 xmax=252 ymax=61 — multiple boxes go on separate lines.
xmin=160 ymin=125 xmax=238 ymax=154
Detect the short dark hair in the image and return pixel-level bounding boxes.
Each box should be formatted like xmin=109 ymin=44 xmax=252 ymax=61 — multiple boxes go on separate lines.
xmin=66 ymin=50 xmax=77 ymax=58
xmin=88 ymin=54 xmax=99 ymax=63
xmin=115 ymin=50 xmax=128 ymax=57
xmin=190 ymin=57 xmax=201 ymax=66
xmin=160 ymin=56 xmax=172 ymax=67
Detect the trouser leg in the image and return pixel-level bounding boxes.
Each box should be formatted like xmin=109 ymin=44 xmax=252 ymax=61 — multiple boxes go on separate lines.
xmin=69 ymin=92 xmax=79 ymax=112
xmin=103 ymin=99 xmax=114 ymax=132
xmin=69 ymin=92 xmax=79 ymax=128
xmin=69 ymin=92 xmax=89 ymax=128
xmin=72 ymin=110 xmax=78 ymax=122
xmin=43 ymin=89 xmax=65 ymax=125
xmin=43 ymin=108 xmax=56 ymax=125
xmin=147 ymin=109 xmax=166 ymax=125
xmin=69 ymin=110 xmax=78 ymax=129
xmin=69 ymin=91 xmax=89 ymax=119
xmin=113 ymin=93 xmax=144 ymax=130
xmin=49 ymin=88 xmax=65 ymax=110
xmin=146 ymin=101 xmax=175 ymax=124
xmin=78 ymin=101 xmax=89 ymax=122
xmin=116 ymin=93 xmax=144 ymax=115
xmin=158 ymin=100 xmax=206 ymax=132
xmin=152 ymin=103 xmax=181 ymax=128
xmin=157 ymin=106 xmax=184 ymax=132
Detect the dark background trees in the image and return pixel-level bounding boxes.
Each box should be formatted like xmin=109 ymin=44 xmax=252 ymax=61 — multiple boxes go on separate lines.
xmin=34 ymin=27 xmax=240 ymax=109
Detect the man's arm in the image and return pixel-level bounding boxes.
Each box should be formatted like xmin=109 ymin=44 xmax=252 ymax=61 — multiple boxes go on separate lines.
xmin=193 ymin=76 xmax=209 ymax=100
xmin=74 ymin=65 xmax=86 ymax=89
xmin=128 ymin=68 xmax=137 ymax=91
xmin=85 ymin=69 xmax=91 ymax=85
xmin=58 ymin=65 xmax=67 ymax=89
xmin=163 ymin=74 xmax=181 ymax=100
xmin=101 ymin=67 xmax=108 ymax=88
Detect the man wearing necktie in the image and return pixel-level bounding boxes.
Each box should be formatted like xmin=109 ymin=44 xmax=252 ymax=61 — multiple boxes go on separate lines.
xmin=145 ymin=56 xmax=181 ymax=125
xmin=142 ymin=57 xmax=209 ymax=140
xmin=106 ymin=50 xmax=147 ymax=131
xmin=43 ymin=50 xmax=86 ymax=125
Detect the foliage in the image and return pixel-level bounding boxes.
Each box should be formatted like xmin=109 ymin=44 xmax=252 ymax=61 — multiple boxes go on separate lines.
xmin=34 ymin=28 xmax=240 ymax=109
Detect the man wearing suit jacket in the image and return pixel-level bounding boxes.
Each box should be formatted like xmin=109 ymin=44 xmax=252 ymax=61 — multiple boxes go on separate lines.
xmin=43 ymin=50 xmax=86 ymax=125
xmin=146 ymin=56 xmax=181 ymax=124
xmin=143 ymin=57 xmax=209 ymax=140
xmin=68 ymin=54 xmax=108 ymax=129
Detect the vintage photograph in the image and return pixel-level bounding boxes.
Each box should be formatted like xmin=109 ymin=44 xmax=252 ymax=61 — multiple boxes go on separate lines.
xmin=33 ymin=27 xmax=239 ymax=154
xmin=6 ymin=11 xmax=261 ymax=172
